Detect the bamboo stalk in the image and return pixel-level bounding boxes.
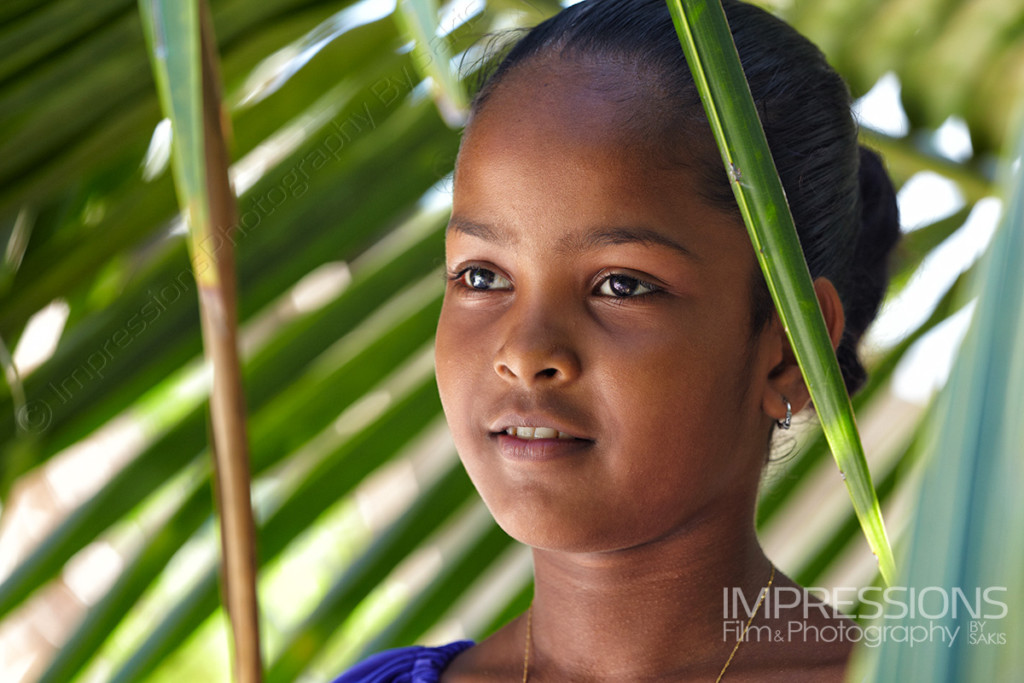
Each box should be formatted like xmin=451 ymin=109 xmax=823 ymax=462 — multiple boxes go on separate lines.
xmin=138 ymin=0 xmax=262 ymax=680
xmin=198 ymin=4 xmax=262 ymax=682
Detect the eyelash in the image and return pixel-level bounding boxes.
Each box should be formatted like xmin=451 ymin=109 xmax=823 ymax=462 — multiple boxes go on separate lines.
xmin=447 ymin=267 xmax=662 ymax=300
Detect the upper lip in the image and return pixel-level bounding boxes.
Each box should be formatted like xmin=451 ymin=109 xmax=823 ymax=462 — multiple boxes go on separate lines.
xmin=488 ymin=411 xmax=592 ymax=440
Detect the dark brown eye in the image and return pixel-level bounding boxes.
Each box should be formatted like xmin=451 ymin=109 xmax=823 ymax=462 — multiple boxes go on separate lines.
xmin=597 ymin=274 xmax=657 ymax=298
xmin=459 ymin=267 xmax=511 ymax=290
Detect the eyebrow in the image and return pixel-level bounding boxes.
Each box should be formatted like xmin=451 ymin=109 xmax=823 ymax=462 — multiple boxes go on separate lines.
xmin=564 ymin=227 xmax=698 ymax=260
xmin=446 ymin=216 xmax=513 ymax=246
xmin=447 ymin=216 xmax=698 ymax=260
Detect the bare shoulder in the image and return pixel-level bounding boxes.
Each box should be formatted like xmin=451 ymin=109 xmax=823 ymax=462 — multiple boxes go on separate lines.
xmin=440 ymin=618 xmax=526 ymax=682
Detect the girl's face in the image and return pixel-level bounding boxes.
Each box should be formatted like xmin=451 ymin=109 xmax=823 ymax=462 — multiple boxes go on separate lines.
xmin=435 ymin=59 xmax=782 ymax=553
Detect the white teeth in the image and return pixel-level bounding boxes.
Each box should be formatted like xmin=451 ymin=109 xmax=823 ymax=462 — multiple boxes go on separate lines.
xmin=504 ymin=426 xmax=575 ymax=440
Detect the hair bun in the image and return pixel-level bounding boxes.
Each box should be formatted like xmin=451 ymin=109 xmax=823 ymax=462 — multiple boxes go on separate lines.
xmin=836 ymin=146 xmax=901 ymax=393
xmin=856 ymin=147 xmax=901 ymax=267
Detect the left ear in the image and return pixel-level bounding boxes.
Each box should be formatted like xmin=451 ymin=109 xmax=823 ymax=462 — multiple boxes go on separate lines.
xmin=761 ymin=277 xmax=845 ymax=424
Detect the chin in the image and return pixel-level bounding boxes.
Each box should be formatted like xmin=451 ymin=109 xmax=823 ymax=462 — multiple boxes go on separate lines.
xmin=484 ymin=502 xmax=648 ymax=555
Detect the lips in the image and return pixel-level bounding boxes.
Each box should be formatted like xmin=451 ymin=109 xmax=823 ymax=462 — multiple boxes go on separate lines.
xmin=485 ymin=410 xmax=593 ymax=462
xmin=502 ymin=426 xmax=576 ymax=440
xmin=490 ymin=411 xmax=590 ymax=439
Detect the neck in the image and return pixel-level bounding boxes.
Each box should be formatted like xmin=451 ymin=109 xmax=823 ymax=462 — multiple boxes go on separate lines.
xmin=527 ymin=502 xmax=771 ymax=681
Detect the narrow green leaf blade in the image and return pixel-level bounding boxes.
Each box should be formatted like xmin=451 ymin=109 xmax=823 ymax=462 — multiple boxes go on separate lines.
xmin=665 ymin=0 xmax=895 ymax=584
xmin=137 ymin=0 xmax=206 ymax=255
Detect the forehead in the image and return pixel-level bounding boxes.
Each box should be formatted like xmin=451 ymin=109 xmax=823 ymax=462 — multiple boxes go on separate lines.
xmin=465 ymin=56 xmax=665 ymax=165
xmin=452 ymin=56 xmax=740 ymax=250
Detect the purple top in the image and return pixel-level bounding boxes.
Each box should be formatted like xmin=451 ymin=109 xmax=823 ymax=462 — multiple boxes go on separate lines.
xmin=331 ymin=641 xmax=475 ymax=682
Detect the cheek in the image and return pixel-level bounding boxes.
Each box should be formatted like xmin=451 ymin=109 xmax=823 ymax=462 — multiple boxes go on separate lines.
xmin=434 ymin=302 xmax=489 ymax=441
xmin=594 ymin=320 xmax=759 ymax=472
xmin=434 ymin=305 xmax=466 ymax=415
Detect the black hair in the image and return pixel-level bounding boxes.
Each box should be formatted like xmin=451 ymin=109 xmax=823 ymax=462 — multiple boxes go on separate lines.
xmin=466 ymin=0 xmax=900 ymax=395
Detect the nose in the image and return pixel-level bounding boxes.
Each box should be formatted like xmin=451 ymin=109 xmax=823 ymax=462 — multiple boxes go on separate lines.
xmin=493 ymin=305 xmax=582 ymax=386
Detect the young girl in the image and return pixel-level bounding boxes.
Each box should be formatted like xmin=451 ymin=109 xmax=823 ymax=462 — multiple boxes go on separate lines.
xmin=336 ymin=0 xmax=900 ymax=680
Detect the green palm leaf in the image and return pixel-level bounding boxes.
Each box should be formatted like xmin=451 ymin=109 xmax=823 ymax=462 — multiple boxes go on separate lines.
xmin=861 ymin=118 xmax=1024 ymax=682
xmin=1 ymin=1 xmax=1022 ymax=681
xmin=666 ymin=0 xmax=895 ymax=583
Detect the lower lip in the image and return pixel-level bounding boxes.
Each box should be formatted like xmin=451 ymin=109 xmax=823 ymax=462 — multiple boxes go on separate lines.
xmin=495 ymin=433 xmax=591 ymax=462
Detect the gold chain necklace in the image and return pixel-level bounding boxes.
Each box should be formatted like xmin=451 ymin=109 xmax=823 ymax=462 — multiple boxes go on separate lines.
xmin=521 ymin=565 xmax=775 ymax=682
